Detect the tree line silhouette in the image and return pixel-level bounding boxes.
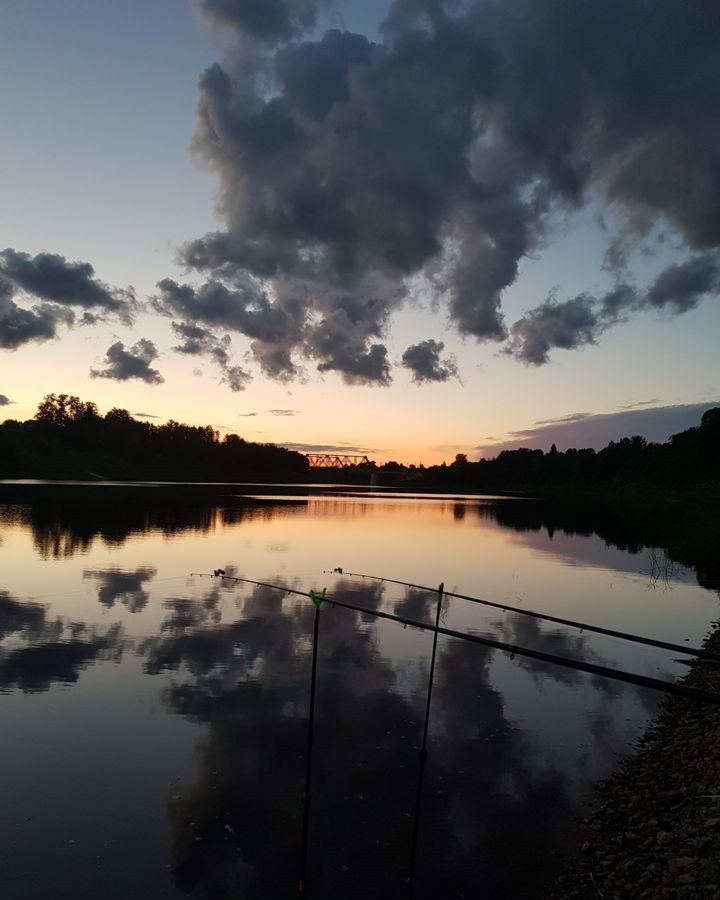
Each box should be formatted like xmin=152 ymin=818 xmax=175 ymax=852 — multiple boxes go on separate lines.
xmin=1 ymin=395 xmax=718 ymax=489
xmin=0 ymin=394 xmax=308 ymax=480
xmin=381 ymin=407 xmax=720 ymax=492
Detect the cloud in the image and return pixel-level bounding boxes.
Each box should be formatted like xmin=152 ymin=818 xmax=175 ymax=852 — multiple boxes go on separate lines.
xmin=278 ymin=441 xmax=379 ymax=453
xmin=506 ymin=293 xmax=612 ymax=366
xmin=533 ymin=412 xmax=591 ymax=426
xmin=133 ymin=411 xmax=160 ymax=419
xmin=401 ymin=339 xmax=458 ymax=383
xmin=238 ymin=408 xmax=300 ymax=417
xmin=165 ymin=0 xmax=720 ymax=383
xmin=0 ymin=248 xmax=136 ymax=351
xmin=506 ymin=253 xmax=720 ymax=364
xmin=617 ymin=399 xmax=659 ymax=411
xmin=0 ymin=394 xmax=13 ymax=406
xmin=196 ymin=0 xmax=326 ymax=43
xmin=645 ymin=253 xmax=720 ymax=313
xmin=477 ymin=402 xmax=719 ymax=456
xmin=154 ymin=276 xmax=306 ymax=383
xmin=171 ymin=320 xmax=251 ymax=392
xmin=0 ymin=287 xmax=74 ymax=350
xmin=90 ymin=339 xmax=164 ymax=384
xmin=0 ymin=248 xmax=135 ymax=323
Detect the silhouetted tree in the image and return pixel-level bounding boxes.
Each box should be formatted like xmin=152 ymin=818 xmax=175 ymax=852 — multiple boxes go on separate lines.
xmin=36 ymin=394 xmax=99 ymax=427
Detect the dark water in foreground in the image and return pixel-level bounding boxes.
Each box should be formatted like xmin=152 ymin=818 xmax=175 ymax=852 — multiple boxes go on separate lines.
xmin=0 ymin=483 xmax=717 ymax=899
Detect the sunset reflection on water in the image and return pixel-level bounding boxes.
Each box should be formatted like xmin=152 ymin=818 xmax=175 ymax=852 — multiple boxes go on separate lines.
xmin=0 ymin=484 xmax=716 ymax=899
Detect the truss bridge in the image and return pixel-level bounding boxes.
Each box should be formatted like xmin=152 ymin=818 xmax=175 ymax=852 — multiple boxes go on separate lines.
xmin=304 ymin=453 xmax=371 ymax=468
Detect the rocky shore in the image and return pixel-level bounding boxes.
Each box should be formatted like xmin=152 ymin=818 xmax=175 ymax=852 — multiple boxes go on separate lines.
xmin=550 ymin=625 xmax=720 ymax=900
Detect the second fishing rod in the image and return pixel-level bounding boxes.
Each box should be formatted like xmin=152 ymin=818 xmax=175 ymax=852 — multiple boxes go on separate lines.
xmin=326 ymin=567 xmax=720 ymax=661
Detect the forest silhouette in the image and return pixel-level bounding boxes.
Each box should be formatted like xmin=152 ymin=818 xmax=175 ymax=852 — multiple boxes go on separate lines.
xmin=0 ymin=394 xmax=308 ymax=481
xmin=0 ymin=394 xmax=718 ymax=489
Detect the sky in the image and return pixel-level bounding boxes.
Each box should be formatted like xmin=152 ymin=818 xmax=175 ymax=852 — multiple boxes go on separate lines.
xmin=1 ymin=0 xmax=718 ymax=465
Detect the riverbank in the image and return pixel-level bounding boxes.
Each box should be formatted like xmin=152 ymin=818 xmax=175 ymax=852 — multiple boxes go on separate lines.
xmin=549 ymin=625 xmax=720 ymax=899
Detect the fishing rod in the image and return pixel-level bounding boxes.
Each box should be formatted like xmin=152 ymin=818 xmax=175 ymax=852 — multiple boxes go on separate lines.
xmin=407 ymin=583 xmax=443 ymax=898
xmin=327 ymin=568 xmax=720 ymax=661
xmin=298 ymin=590 xmax=323 ymax=897
xmin=192 ymin=573 xmax=720 ymax=705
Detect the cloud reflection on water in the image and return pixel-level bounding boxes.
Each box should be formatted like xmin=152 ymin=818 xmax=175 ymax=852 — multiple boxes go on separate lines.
xmin=136 ymin=578 xmax=591 ymax=898
xmin=83 ymin=566 xmax=158 ymax=612
xmin=0 ymin=590 xmax=127 ymax=693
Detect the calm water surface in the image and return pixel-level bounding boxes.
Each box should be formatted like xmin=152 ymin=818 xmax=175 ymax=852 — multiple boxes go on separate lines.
xmin=0 ymin=483 xmax=717 ymax=899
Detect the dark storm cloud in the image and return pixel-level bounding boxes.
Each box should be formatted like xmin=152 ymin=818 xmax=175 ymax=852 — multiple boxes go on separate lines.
xmin=174 ymin=0 xmax=719 ymax=381
xmin=401 ymin=339 xmax=458 ymax=383
xmin=506 ymin=292 xmax=611 ymax=366
xmin=83 ymin=567 xmax=158 ymax=613
xmin=0 ymin=290 xmax=74 ymax=350
xmin=155 ymin=278 xmax=297 ymax=345
xmin=171 ymin=320 xmax=251 ymax=392
xmin=645 ymin=252 xmax=720 ymax=313
xmin=476 ymin=401 xmax=720 ymax=456
xmin=0 ymin=246 xmax=137 ymax=350
xmin=197 ymin=0 xmax=325 ymax=42
xmin=155 ymin=276 xmax=303 ymax=381
xmin=90 ymin=339 xmax=164 ymax=384
xmin=0 ymin=248 xmax=135 ymax=323
xmin=0 ymin=394 xmax=13 ymax=406
xmin=507 ymin=252 xmax=720 ymax=364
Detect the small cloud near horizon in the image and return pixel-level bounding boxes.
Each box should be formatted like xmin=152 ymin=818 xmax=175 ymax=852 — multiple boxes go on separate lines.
xmin=476 ymin=402 xmax=719 ymax=458
xmin=616 ymin=398 xmax=659 ymax=410
xmin=239 ymin=409 xmax=300 ymax=417
xmin=532 ymin=412 xmax=592 ymax=426
xmin=133 ymin=411 xmax=160 ymax=419
xmin=0 ymin=394 xmax=13 ymax=406
xmin=279 ymin=442 xmax=381 ymax=454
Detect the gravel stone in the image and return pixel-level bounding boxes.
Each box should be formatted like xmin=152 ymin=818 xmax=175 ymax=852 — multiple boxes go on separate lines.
xmin=547 ymin=624 xmax=720 ymax=900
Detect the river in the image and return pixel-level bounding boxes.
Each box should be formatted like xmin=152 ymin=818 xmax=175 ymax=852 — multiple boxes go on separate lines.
xmin=0 ymin=482 xmax=717 ymax=899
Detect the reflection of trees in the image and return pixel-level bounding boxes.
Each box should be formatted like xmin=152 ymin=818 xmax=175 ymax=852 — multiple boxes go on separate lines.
xmin=3 ymin=484 xmax=717 ymax=597
xmin=0 ymin=485 xmax=305 ymax=560
xmin=140 ymin=581 xmax=582 ymax=899
xmin=478 ymin=500 xmax=720 ymax=593
xmin=0 ymin=591 xmax=127 ymax=693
